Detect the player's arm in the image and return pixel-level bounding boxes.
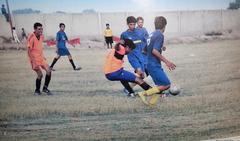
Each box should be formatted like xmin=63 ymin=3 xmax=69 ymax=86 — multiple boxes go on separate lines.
xmin=152 ymin=49 xmax=176 ymax=71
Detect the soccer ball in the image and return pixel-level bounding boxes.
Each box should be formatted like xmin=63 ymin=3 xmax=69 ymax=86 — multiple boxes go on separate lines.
xmin=169 ymin=85 xmax=181 ymax=96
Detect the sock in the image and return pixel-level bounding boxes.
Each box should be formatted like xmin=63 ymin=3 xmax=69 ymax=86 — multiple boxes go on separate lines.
xmin=139 ymin=82 xmax=151 ymax=90
xmin=50 ymin=58 xmax=58 ymax=68
xmin=144 ymin=87 xmax=161 ymax=96
xmin=120 ymin=81 xmax=134 ymax=94
xmin=69 ymin=59 xmax=76 ymax=69
xmin=35 ymin=78 xmax=41 ymax=91
xmin=43 ymin=73 xmax=51 ymax=89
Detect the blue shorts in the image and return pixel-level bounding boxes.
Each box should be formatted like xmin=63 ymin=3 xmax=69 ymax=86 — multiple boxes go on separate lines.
xmin=147 ymin=65 xmax=171 ymax=86
xmin=105 ymin=68 xmax=136 ymax=82
xmin=128 ymin=54 xmax=145 ymax=72
xmin=57 ymin=47 xmax=70 ymax=56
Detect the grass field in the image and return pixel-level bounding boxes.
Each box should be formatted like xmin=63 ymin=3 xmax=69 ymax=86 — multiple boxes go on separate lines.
xmin=0 ymin=39 xmax=240 ymax=141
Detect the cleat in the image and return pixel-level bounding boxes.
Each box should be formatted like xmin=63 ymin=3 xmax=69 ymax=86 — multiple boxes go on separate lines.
xmin=127 ymin=93 xmax=136 ymax=98
xmin=74 ymin=67 xmax=82 ymax=71
xmin=138 ymin=92 xmax=149 ymax=105
xmin=34 ymin=90 xmax=41 ymax=95
xmin=149 ymin=94 xmax=159 ymax=106
xmin=123 ymin=88 xmax=129 ymax=96
xmin=42 ymin=87 xmax=53 ymax=95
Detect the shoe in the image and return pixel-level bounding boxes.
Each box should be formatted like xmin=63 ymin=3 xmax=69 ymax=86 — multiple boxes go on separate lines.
xmin=50 ymin=67 xmax=56 ymax=71
xmin=127 ymin=93 xmax=136 ymax=98
xmin=123 ymin=88 xmax=129 ymax=96
xmin=138 ymin=92 xmax=149 ymax=105
xmin=74 ymin=67 xmax=82 ymax=71
xmin=34 ymin=90 xmax=41 ymax=95
xmin=149 ymin=94 xmax=159 ymax=106
xmin=42 ymin=87 xmax=53 ymax=95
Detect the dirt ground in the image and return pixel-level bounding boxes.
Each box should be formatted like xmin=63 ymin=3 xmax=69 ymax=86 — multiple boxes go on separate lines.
xmin=0 ymin=39 xmax=240 ymax=141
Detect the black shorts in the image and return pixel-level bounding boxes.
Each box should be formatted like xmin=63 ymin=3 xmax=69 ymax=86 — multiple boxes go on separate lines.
xmin=105 ymin=37 xmax=113 ymax=44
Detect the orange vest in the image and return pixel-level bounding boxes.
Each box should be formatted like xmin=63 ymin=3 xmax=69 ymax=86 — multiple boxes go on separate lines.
xmin=27 ymin=33 xmax=45 ymax=61
xmin=103 ymin=45 xmax=125 ymax=74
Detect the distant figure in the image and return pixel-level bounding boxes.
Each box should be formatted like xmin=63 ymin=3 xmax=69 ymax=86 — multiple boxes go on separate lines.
xmin=12 ymin=27 xmax=20 ymax=43
xmin=50 ymin=23 xmax=81 ymax=71
xmin=1 ymin=4 xmax=9 ymax=22
xmin=21 ymin=28 xmax=28 ymax=41
xmin=104 ymin=23 xmax=113 ymax=49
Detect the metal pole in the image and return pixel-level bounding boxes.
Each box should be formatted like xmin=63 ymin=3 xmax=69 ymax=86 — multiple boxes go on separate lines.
xmin=6 ymin=0 xmax=13 ymax=39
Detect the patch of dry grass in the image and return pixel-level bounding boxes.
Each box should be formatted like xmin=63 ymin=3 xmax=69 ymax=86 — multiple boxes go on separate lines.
xmin=0 ymin=39 xmax=240 ymax=140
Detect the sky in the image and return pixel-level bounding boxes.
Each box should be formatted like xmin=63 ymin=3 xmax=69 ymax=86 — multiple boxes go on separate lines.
xmin=0 ymin=0 xmax=234 ymax=13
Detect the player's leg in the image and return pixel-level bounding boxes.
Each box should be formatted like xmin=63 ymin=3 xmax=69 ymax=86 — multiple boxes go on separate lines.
xmin=68 ymin=55 xmax=81 ymax=70
xmin=139 ymin=67 xmax=171 ymax=105
xmin=50 ymin=55 xmax=61 ymax=70
xmin=33 ymin=68 xmax=43 ymax=95
xmin=110 ymin=37 xmax=113 ymax=48
xmin=118 ymin=69 xmax=152 ymax=97
xmin=42 ymin=65 xmax=52 ymax=95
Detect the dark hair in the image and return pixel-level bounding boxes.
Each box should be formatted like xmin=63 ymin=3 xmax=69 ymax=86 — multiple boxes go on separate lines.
xmin=34 ymin=22 xmax=42 ymax=29
xmin=2 ymin=4 xmax=4 ymax=7
xmin=154 ymin=16 xmax=167 ymax=30
xmin=106 ymin=23 xmax=109 ymax=26
xmin=59 ymin=23 xmax=65 ymax=27
xmin=123 ymin=39 xmax=135 ymax=50
xmin=12 ymin=27 xmax=15 ymax=30
xmin=127 ymin=16 xmax=137 ymax=24
xmin=137 ymin=16 xmax=144 ymax=22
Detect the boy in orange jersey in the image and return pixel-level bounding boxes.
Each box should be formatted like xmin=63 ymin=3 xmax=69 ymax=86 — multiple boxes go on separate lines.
xmin=27 ymin=22 xmax=52 ymax=95
xmin=103 ymin=39 xmax=152 ymax=97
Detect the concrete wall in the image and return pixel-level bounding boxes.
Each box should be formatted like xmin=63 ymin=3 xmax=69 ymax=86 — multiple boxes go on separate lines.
xmin=0 ymin=10 xmax=240 ymax=39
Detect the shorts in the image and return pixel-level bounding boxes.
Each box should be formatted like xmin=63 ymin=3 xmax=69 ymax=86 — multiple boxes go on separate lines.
xmin=147 ymin=65 xmax=171 ymax=86
xmin=105 ymin=68 xmax=136 ymax=82
xmin=30 ymin=58 xmax=49 ymax=71
xmin=105 ymin=37 xmax=113 ymax=44
xmin=128 ymin=54 xmax=145 ymax=72
xmin=57 ymin=47 xmax=71 ymax=56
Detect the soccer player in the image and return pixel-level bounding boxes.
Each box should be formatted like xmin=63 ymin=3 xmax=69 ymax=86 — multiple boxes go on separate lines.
xmin=138 ymin=16 xmax=176 ymax=105
xmin=103 ymin=39 xmax=152 ymax=97
xmin=27 ymin=22 xmax=52 ymax=95
xmin=104 ymin=23 xmax=113 ymax=49
xmin=50 ymin=23 xmax=81 ymax=71
xmin=121 ymin=16 xmax=146 ymax=79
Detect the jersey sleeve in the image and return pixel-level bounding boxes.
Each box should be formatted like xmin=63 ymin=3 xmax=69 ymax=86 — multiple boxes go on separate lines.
xmin=153 ymin=34 xmax=164 ymax=51
xmin=64 ymin=32 xmax=68 ymax=41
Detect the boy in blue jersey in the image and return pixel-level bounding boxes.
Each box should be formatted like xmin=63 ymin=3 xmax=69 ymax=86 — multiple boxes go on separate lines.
xmin=138 ymin=16 xmax=176 ymax=106
xmin=50 ymin=23 xmax=81 ymax=71
xmin=120 ymin=16 xmax=146 ymax=79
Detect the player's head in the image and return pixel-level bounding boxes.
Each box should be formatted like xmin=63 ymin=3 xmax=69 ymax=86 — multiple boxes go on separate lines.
xmin=106 ymin=23 xmax=110 ymax=28
xmin=154 ymin=16 xmax=167 ymax=32
xmin=122 ymin=39 xmax=135 ymax=54
xmin=59 ymin=23 xmax=65 ymax=31
xmin=33 ymin=22 xmax=43 ymax=36
xmin=137 ymin=16 xmax=144 ymax=28
xmin=2 ymin=4 xmax=4 ymax=7
xmin=126 ymin=16 xmax=136 ymax=31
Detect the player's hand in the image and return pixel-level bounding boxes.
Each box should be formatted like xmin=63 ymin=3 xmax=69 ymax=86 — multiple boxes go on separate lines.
xmin=162 ymin=46 xmax=166 ymax=51
xmin=165 ymin=61 xmax=176 ymax=71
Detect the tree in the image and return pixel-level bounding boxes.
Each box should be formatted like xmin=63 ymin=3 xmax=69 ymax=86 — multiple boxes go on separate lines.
xmin=12 ymin=8 xmax=41 ymax=14
xmin=82 ymin=9 xmax=96 ymax=13
xmin=228 ymin=0 xmax=240 ymax=9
